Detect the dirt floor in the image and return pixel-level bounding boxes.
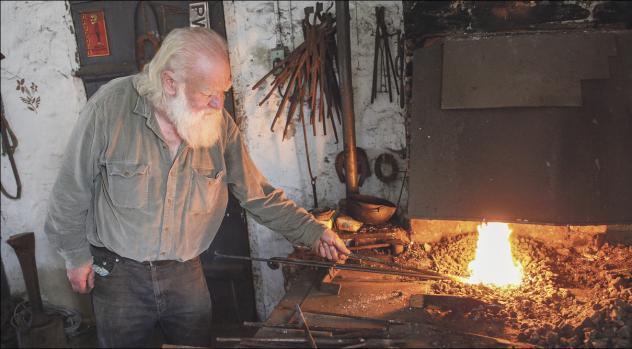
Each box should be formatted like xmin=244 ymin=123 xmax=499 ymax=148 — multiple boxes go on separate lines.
xmin=281 ymin=232 xmax=631 ymax=348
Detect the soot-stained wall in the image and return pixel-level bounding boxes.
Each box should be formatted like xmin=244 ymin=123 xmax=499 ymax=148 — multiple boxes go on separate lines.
xmin=403 ymin=1 xmax=632 ymax=229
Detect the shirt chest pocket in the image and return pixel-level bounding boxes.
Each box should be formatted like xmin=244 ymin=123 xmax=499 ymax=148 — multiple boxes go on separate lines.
xmin=189 ymin=168 xmax=224 ymax=214
xmin=106 ymin=162 xmax=149 ymax=209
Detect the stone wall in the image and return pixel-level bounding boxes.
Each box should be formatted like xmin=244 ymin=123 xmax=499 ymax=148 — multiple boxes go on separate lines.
xmin=224 ymin=0 xmax=406 ymax=320
xmin=1 ymin=1 xmax=89 ymax=314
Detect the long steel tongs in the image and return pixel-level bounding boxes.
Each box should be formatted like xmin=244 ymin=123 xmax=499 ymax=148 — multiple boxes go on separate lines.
xmin=214 ymin=251 xmax=463 ymax=282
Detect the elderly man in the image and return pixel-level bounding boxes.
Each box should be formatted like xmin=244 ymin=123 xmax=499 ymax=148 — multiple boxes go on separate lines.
xmin=44 ymin=27 xmax=349 ymax=347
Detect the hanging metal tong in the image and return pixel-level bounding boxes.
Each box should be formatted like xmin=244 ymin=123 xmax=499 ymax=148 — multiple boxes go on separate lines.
xmin=252 ymin=2 xmax=342 ymax=209
xmin=370 ymin=6 xmax=400 ymax=104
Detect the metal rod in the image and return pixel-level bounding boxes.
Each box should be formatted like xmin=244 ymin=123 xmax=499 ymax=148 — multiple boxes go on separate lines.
xmin=243 ymin=321 xmax=355 ymax=335
xmin=217 ymin=337 xmax=364 ymax=346
xmin=346 ymin=253 xmax=411 ymax=270
xmin=214 ymin=251 xmax=454 ymax=281
xmin=296 ymin=304 xmax=317 ymax=348
xmin=292 ymin=245 xmax=416 ymax=273
xmin=348 ymin=243 xmax=391 ymax=251
xmin=398 ymin=32 xmax=405 ymax=108
xmin=344 ymin=252 xmax=455 ymax=279
xmin=370 ymin=7 xmax=379 ymax=104
xmin=278 ymin=310 xmax=536 ymax=348
xmin=336 ymin=1 xmax=359 ymax=195
xmin=294 ymin=244 xmax=459 ymax=279
xmin=281 ymin=307 xmax=406 ymax=325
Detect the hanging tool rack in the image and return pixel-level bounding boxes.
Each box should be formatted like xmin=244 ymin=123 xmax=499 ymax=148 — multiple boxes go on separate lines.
xmin=253 ymin=2 xmax=343 ymax=209
xmin=253 ymin=2 xmax=341 ymax=142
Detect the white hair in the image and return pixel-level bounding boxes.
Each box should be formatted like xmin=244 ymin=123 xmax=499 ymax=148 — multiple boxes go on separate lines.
xmin=135 ymin=27 xmax=229 ymax=109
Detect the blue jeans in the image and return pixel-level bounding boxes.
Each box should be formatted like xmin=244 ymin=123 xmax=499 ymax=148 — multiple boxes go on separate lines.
xmin=90 ymin=246 xmax=212 ymax=348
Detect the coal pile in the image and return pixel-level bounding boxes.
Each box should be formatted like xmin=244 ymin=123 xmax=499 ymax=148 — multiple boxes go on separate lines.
xmin=396 ymin=233 xmax=632 ymax=348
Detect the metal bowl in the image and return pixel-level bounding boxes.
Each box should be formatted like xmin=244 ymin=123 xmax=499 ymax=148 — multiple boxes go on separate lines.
xmin=347 ymin=194 xmax=396 ymax=225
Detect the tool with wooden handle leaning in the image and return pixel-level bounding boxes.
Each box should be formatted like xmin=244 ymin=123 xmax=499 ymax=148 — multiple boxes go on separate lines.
xmin=6 ymin=232 xmax=67 ymax=348
xmin=296 ymin=303 xmax=318 ymax=348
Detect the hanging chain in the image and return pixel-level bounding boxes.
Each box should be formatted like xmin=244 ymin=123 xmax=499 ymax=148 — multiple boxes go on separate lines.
xmin=354 ymin=0 xmax=360 ymax=47
xmin=289 ymin=0 xmax=296 ymax=50
xmin=275 ymin=0 xmax=284 ymax=47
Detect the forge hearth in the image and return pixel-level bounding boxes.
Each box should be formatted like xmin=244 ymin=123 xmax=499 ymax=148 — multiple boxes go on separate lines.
xmin=396 ymin=229 xmax=632 ymax=348
xmin=276 ymin=219 xmax=631 ymax=348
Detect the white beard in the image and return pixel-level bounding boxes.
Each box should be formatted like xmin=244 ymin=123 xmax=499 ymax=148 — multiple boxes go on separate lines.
xmin=164 ymin=90 xmax=222 ymax=149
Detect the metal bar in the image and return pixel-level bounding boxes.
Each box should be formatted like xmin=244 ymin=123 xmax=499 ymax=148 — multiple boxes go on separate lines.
xmin=348 ymin=243 xmax=391 ymax=251
xmin=345 ymin=253 xmax=454 ymax=279
xmin=270 ymin=52 xmax=308 ymax=132
xmin=380 ymin=7 xmax=399 ymax=98
xmin=296 ymin=304 xmax=317 ymax=348
xmin=243 ymin=322 xmax=333 ymax=337
xmin=292 ymin=245 xmax=413 ymax=272
xmin=257 ymin=327 xmax=331 ymax=338
xmin=281 ymin=307 xmax=406 ymax=325
xmin=217 ymin=337 xmax=364 ymax=346
xmin=398 ymin=32 xmax=405 ymax=108
xmin=380 ymin=12 xmax=393 ymax=103
xmin=214 ymin=251 xmax=455 ymax=281
xmin=284 ymin=310 xmax=537 ymax=348
xmin=370 ymin=7 xmax=380 ymax=104
xmin=346 ymin=253 xmax=406 ymax=269
xmin=252 ymin=42 xmax=306 ymax=90
xmin=384 ymin=30 xmax=399 ymax=96
xmin=298 ymin=71 xmax=318 ymax=208
xmin=243 ymin=321 xmax=362 ymax=335
xmin=281 ymin=77 xmax=302 ymax=140
xmin=332 ymin=329 xmax=388 ymax=339
xmin=336 ymin=1 xmax=359 ymax=195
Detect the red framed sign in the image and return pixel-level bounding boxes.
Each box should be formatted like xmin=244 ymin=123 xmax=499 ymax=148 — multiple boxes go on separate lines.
xmin=80 ymin=10 xmax=110 ymax=57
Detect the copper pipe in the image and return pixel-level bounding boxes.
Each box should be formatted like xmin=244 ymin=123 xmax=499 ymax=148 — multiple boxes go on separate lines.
xmin=336 ymin=1 xmax=359 ymax=195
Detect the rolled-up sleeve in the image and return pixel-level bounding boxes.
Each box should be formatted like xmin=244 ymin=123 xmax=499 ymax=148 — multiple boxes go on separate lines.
xmin=44 ymin=102 xmax=102 ymax=269
xmin=224 ymin=119 xmax=325 ymax=248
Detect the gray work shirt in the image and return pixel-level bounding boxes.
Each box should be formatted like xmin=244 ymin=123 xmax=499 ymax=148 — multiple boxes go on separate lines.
xmin=44 ymin=76 xmax=325 ymax=269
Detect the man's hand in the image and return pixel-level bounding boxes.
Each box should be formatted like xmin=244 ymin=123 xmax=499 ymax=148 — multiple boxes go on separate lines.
xmin=313 ymin=229 xmax=351 ymax=262
xmin=67 ymin=261 xmax=95 ymax=294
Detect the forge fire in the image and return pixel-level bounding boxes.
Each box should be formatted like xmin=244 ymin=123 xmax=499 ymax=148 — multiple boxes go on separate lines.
xmin=465 ymin=222 xmax=523 ymax=287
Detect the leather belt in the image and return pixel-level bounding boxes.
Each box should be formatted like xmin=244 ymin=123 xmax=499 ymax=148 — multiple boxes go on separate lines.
xmin=91 ymin=245 xmax=179 ymax=267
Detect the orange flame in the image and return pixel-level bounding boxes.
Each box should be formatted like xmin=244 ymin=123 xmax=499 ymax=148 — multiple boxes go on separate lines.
xmin=465 ymin=222 xmax=523 ymax=287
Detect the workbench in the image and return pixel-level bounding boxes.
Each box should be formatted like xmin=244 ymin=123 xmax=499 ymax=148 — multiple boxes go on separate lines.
xmin=232 ymin=268 xmax=530 ymax=348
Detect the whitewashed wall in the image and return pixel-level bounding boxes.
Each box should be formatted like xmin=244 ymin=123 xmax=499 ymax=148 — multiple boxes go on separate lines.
xmin=0 ymin=0 xmax=406 ymax=322
xmin=0 ymin=1 xmax=89 ymax=314
xmin=224 ymin=0 xmax=406 ymax=319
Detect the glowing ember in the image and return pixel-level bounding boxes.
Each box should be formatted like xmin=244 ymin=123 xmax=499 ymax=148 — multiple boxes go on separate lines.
xmin=466 ymin=222 xmax=523 ymax=287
